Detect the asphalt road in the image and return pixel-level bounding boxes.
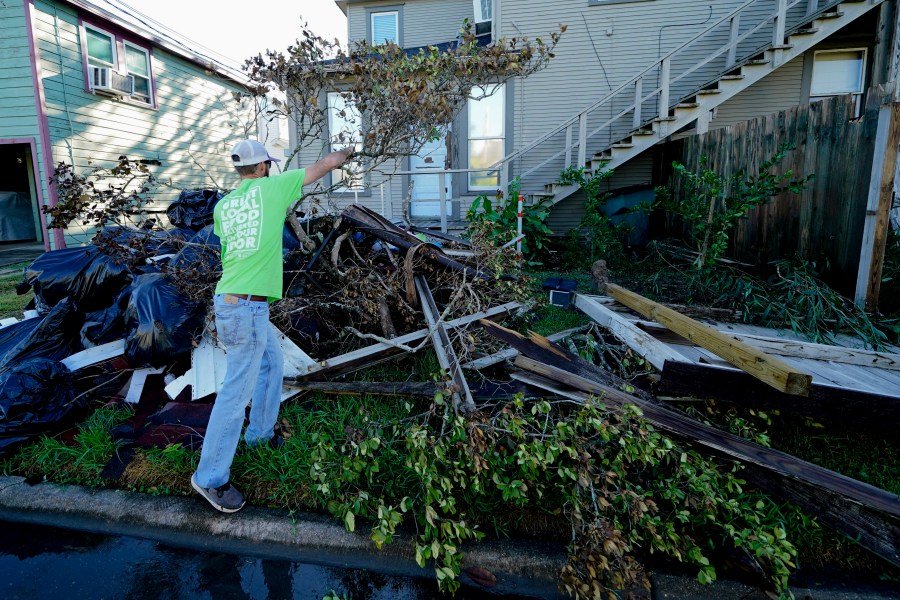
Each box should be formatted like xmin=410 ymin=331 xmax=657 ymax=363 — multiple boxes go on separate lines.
xmin=0 ymin=520 xmax=520 ymax=600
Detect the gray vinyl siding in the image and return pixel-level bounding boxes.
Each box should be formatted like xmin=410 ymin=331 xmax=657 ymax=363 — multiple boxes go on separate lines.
xmin=347 ymin=0 xmax=472 ymax=47
xmin=711 ymin=55 xmax=804 ymax=129
xmin=32 ymin=0 xmax=253 ymax=246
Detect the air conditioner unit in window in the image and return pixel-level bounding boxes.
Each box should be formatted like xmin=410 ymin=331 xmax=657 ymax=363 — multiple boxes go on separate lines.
xmin=89 ymin=66 xmax=134 ymax=96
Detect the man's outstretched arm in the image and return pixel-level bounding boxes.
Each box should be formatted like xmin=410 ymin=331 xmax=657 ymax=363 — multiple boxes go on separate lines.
xmin=303 ymin=148 xmax=355 ymax=185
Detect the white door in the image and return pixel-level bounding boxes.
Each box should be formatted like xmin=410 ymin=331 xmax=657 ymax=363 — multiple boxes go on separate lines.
xmin=410 ymin=130 xmax=451 ymax=218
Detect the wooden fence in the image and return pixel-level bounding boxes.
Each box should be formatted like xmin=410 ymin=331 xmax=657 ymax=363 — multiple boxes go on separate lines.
xmin=662 ymin=87 xmax=891 ymax=295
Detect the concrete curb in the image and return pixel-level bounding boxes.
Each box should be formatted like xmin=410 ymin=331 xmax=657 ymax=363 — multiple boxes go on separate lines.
xmin=1 ymin=476 xmax=897 ymax=599
xmin=0 ymin=476 xmax=567 ymax=598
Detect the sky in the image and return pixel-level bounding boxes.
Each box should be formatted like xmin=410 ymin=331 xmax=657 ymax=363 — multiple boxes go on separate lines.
xmin=118 ymin=0 xmax=348 ymax=67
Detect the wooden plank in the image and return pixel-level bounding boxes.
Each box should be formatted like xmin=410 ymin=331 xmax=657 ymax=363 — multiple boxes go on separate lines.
xmin=284 ymin=381 xmax=439 ymax=397
xmin=512 ymin=357 xmax=900 ymax=567
xmin=606 ymin=283 xmax=812 ymax=396
xmin=855 ymin=103 xmax=900 ymax=309
xmin=658 ymin=360 xmax=900 ymax=426
xmin=479 ymin=319 xmax=655 ymax=402
xmin=302 ymin=302 xmax=520 ymax=380
xmin=415 ymin=275 xmax=475 ymax=413
xmin=462 ymin=325 xmax=590 ymax=371
xmin=574 ymin=294 xmax=693 ymax=371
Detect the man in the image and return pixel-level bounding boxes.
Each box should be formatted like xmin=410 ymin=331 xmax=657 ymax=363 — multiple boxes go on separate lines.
xmin=191 ymin=139 xmax=353 ymax=513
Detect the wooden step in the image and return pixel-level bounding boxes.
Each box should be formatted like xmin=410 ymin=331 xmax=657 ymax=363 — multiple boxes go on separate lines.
xmin=720 ymin=74 xmax=745 ymax=81
xmin=769 ymin=43 xmax=795 ymax=50
xmin=792 ymin=27 xmax=820 ymax=35
xmin=676 ymin=102 xmax=700 ymax=109
xmin=653 ymin=115 xmax=677 ymax=122
xmin=745 ymin=58 xmax=771 ymax=66
xmin=697 ymin=88 xmax=722 ymax=95
xmin=816 ymin=11 xmax=844 ymax=20
xmin=631 ymin=129 xmax=656 ymax=136
xmin=611 ymin=142 xmax=634 ymax=149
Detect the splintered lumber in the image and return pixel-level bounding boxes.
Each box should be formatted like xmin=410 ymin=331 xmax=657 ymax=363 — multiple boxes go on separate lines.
xmin=462 ymin=325 xmax=590 ymax=370
xmin=478 ymin=320 xmax=655 ymax=402
xmin=301 ymin=301 xmax=520 ymax=380
xmin=341 ymin=204 xmax=488 ymax=280
xmin=284 ymin=381 xmax=440 ymax=397
xmin=605 ymin=283 xmax=812 ymax=396
xmin=415 ymin=275 xmax=475 ymax=413
xmin=511 ymin=356 xmax=900 ymax=567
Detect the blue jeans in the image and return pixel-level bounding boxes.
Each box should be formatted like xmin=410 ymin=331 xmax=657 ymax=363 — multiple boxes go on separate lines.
xmin=194 ymin=294 xmax=283 ymax=488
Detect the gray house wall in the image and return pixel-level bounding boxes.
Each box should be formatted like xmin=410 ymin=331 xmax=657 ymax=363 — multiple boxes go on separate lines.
xmin=332 ymin=0 xmax=889 ymax=233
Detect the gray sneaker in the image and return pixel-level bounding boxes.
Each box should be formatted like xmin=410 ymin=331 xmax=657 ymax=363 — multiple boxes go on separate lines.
xmin=191 ymin=474 xmax=246 ymax=513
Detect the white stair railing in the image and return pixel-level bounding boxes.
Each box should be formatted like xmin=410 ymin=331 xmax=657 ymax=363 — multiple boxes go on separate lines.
xmin=486 ymin=0 xmax=856 ymax=188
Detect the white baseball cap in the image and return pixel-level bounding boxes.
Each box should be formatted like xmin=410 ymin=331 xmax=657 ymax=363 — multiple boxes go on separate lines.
xmin=230 ymin=139 xmax=280 ymax=166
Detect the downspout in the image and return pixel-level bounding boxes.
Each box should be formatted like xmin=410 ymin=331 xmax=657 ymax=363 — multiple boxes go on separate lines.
xmin=25 ymin=0 xmax=64 ymax=250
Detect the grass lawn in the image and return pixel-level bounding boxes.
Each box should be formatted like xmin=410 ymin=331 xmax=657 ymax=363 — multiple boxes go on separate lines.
xmin=0 ymin=262 xmax=32 ymax=320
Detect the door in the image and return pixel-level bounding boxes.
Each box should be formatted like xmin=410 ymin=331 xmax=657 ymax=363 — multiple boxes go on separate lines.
xmin=0 ymin=143 xmax=41 ymax=244
xmin=410 ymin=129 xmax=452 ymax=218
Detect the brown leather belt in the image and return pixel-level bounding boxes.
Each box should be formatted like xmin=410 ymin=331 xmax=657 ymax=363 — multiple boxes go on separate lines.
xmin=223 ymin=293 xmax=267 ymax=304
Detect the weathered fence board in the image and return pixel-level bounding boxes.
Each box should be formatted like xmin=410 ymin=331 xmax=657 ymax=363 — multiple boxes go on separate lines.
xmin=665 ymin=87 xmax=892 ymax=295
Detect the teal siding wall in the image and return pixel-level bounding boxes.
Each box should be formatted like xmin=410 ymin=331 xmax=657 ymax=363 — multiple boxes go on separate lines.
xmin=0 ymin=0 xmax=48 ymax=245
xmin=32 ymin=0 xmax=254 ymax=246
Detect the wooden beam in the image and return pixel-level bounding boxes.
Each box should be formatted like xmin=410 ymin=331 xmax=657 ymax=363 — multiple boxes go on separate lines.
xmin=606 ymin=284 xmax=812 ymax=396
xmin=302 ymin=302 xmax=520 ymax=380
xmin=512 ymin=362 xmax=900 ymax=568
xmin=658 ymin=360 xmax=900 ymax=428
xmin=462 ymin=326 xmax=590 ymax=370
xmin=574 ymin=294 xmax=692 ymax=371
xmin=479 ymin=319 xmax=655 ymax=402
xmin=855 ymin=103 xmax=900 ymax=310
xmin=415 ymin=275 xmax=476 ymax=413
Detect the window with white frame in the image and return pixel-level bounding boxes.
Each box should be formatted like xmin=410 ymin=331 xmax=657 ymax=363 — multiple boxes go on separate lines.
xmin=83 ymin=23 xmax=154 ymax=106
xmin=473 ymin=0 xmax=492 ymax=38
xmin=327 ymin=92 xmax=364 ymax=191
xmin=371 ymin=11 xmax=399 ymax=45
xmin=810 ymin=49 xmax=866 ymax=115
xmin=468 ymin=83 xmax=505 ymax=190
xmin=85 ymin=26 xmax=116 ymax=68
xmin=124 ymin=43 xmax=152 ymax=104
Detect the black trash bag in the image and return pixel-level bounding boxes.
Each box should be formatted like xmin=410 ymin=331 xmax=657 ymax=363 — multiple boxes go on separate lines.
xmin=166 ymin=190 xmax=224 ymax=230
xmin=167 ymin=225 xmax=222 ymax=290
xmin=0 ymin=318 xmax=42 ymax=361
xmin=283 ymin=222 xmax=304 ymax=255
xmin=123 ymin=273 xmax=206 ymax=368
xmin=0 ymin=298 xmax=82 ymax=369
xmin=0 ymin=358 xmax=81 ymax=457
xmin=80 ymin=287 xmax=131 ymax=348
xmin=23 ymin=247 xmax=133 ymax=313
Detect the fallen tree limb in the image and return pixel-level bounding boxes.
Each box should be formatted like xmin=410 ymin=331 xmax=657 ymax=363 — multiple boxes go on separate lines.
xmin=605 ymin=284 xmax=812 ymax=396
xmin=511 ymin=355 xmax=900 ymax=567
xmin=462 ymin=325 xmax=590 ymax=370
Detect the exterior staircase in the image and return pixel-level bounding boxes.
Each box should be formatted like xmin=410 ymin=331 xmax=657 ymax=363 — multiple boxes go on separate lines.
xmin=506 ymin=0 xmax=888 ymax=206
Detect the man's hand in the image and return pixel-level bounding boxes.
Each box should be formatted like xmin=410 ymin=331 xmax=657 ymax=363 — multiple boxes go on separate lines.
xmin=303 ymin=147 xmax=356 ymax=185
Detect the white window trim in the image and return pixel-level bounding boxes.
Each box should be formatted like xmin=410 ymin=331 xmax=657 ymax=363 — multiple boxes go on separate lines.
xmin=811 ymin=48 xmax=868 ymax=95
xmin=473 ymin=0 xmax=491 ymax=24
xmin=123 ymin=41 xmax=153 ymax=105
xmin=85 ymin=24 xmax=117 ymax=69
xmin=327 ymin=92 xmax=365 ymax=192
xmin=467 ymin=83 xmax=505 ymax=191
xmin=370 ymin=10 xmax=399 ymax=45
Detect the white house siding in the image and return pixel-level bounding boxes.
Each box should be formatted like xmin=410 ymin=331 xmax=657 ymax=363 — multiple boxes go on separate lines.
xmin=0 ymin=0 xmax=49 ymax=241
xmin=711 ymin=55 xmax=804 ymax=129
xmin=347 ymin=0 xmax=472 ymax=47
xmin=32 ymin=0 xmax=253 ymax=246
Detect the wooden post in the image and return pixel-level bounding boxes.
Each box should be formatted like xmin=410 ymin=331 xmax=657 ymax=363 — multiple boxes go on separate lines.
xmin=855 ymin=103 xmax=900 ymax=310
xmin=726 ymin=14 xmax=741 ymax=69
xmin=438 ymin=171 xmax=448 ymax=233
xmin=577 ymin=112 xmax=587 ymax=169
xmin=805 ymin=0 xmax=818 ymax=17
xmin=659 ymin=58 xmax=671 ymax=120
xmin=564 ymin=123 xmax=573 ymax=170
xmin=606 ymin=283 xmax=813 ymax=396
xmin=633 ymin=77 xmax=643 ymax=130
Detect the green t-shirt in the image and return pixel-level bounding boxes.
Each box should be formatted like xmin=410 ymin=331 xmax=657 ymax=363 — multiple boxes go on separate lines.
xmin=213 ymin=168 xmax=306 ymax=301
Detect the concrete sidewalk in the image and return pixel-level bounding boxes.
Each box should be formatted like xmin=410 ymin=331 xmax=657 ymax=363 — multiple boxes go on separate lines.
xmin=0 ymin=475 xmax=896 ymax=599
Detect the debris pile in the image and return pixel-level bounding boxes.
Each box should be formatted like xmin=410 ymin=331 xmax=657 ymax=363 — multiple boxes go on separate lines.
xmin=0 ymin=194 xmax=526 ymax=454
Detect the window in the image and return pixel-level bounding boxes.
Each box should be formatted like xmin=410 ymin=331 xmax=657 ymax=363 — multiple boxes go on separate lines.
xmin=327 ymin=92 xmax=364 ymax=191
xmin=473 ymin=0 xmax=492 ymax=38
xmin=371 ymin=11 xmax=399 ymax=45
xmin=85 ymin=26 xmax=116 ymax=68
xmin=468 ymin=83 xmax=505 ymax=190
xmin=124 ymin=43 xmax=152 ymax=104
xmin=82 ymin=23 xmax=154 ymax=106
xmin=810 ymin=49 xmax=866 ymax=115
